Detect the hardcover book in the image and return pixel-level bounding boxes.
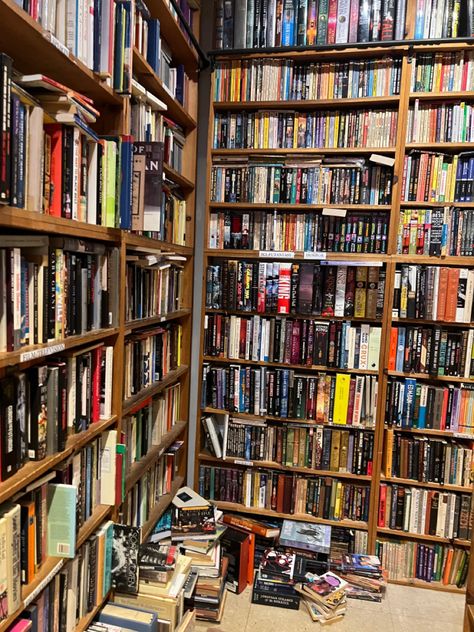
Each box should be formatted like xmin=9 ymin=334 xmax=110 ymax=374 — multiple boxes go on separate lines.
xmin=279 ymin=520 xmax=331 ymax=554
xmin=112 ymin=524 xmax=141 ymax=594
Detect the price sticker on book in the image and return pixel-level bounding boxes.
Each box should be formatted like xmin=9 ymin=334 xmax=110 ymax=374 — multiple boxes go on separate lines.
xmin=304 ymin=251 xmax=327 ymax=260
xmin=20 ymin=343 xmax=66 ymax=363
xmin=259 ymin=250 xmax=294 ymax=259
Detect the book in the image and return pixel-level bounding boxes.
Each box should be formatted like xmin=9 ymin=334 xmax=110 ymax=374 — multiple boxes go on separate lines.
xmin=112 ymin=524 xmax=141 ymax=594
xmin=279 ymin=520 xmax=331 ymax=554
xmin=47 ymin=484 xmax=77 ymax=558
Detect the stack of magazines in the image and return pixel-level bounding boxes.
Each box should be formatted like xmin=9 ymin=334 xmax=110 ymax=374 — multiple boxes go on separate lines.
xmin=332 ymin=553 xmax=387 ymax=602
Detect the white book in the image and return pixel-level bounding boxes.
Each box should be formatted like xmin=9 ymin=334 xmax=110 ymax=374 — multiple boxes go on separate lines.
xmin=336 ymin=0 xmax=351 ymax=42
xmin=334 ymin=266 xmax=347 ymax=317
xmin=66 ymin=557 xmax=79 ymax=630
xmin=436 ymin=492 xmax=449 ymax=537
xmin=5 ymin=504 xmax=21 ymax=614
xmin=358 ymin=324 xmax=370 ymax=370
xmin=205 ymin=416 xmax=223 ymax=459
xmin=101 ymin=345 xmax=114 ymax=419
xmin=347 ymin=326 xmax=356 ymax=369
xmin=12 ymin=248 xmax=21 ymax=350
xmin=408 ymin=488 xmax=418 ymax=534
xmin=367 ymin=326 xmax=381 ymax=371
xmin=456 ymin=268 xmax=469 ymax=322
xmin=419 ymin=488 xmax=428 ymax=534
xmin=100 ymin=430 xmax=117 ymax=505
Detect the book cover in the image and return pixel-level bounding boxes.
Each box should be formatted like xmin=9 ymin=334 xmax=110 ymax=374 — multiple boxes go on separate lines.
xmin=279 ymin=519 xmax=331 ymax=554
xmin=46 ymin=484 xmax=77 ymax=558
xmin=112 ymin=524 xmax=141 ymax=594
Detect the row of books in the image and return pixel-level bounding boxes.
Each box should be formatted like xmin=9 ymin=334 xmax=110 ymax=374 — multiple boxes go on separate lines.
xmin=396 ymin=208 xmax=474 ymax=257
xmin=410 ymin=51 xmax=474 ymax=94
xmin=125 ymin=256 xmax=184 ymax=322
xmin=14 ymin=0 xmax=131 ymax=90
xmin=203 ymin=314 xmax=382 ymax=370
xmin=134 ymin=0 xmax=162 ymax=74
xmin=401 ymin=152 xmax=474 ymax=204
xmin=375 ymin=539 xmax=469 ymax=587
xmin=124 ymin=443 xmax=183 ymax=528
xmin=383 ymin=432 xmax=473 ymax=487
xmin=0 ymin=344 xmax=113 ymax=480
xmin=209 ymin=210 xmax=389 ymax=254
xmin=414 ymin=0 xmax=473 ymax=39
xmin=205 ymin=262 xmax=386 ymax=320
xmin=213 ymin=57 xmax=403 ymax=102
xmin=392 ymin=265 xmax=474 ymax=323
xmin=122 ymin=383 xmax=181 ymax=474
xmin=123 ymin=324 xmax=182 ymax=401
xmin=388 ymin=325 xmax=474 ymax=378
xmin=378 ymin=484 xmax=472 ymax=540
xmin=201 ymin=364 xmax=379 ymax=426
xmin=215 ymin=0 xmax=407 ymax=49
xmin=210 ymin=158 xmax=393 ymax=205
xmin=385 ymin=379 xmax=474 ymax=432
xmin=203 ymin=414 xmax=375 ymax=474
xmin=407 ymin=101 xmax=474 ymax=144
xmin=0 ymin=238 xmax=119 ymax=352
xmin=199 ymin=464 xmax=370 ymax=522
xmin=131 ymin=85 xmax=165 ymax=143
xmin=212 ymin=109 xmax=398 ymax=150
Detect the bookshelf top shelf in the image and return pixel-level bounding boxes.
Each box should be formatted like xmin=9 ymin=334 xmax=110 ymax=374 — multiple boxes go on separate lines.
xmin=213 ymin=96 xmax=401 ymax=111
xmin=0 ymin=0 xmax=122 ymax=106
xmin=132 ymin=48 xmax=197 ymax=132
xmin=211 ymin=147 xmax=397 ymax=156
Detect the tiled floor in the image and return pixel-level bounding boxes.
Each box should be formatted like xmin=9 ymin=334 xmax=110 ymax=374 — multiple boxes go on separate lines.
xmin=197 ymin=583 xmax=465 ymax=632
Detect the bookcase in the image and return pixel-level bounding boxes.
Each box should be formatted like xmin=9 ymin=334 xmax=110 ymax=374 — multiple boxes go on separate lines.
xmin=0 ymin=0 xmax=200 ymax=628
xmin=195 ymin=0 xmax=474 ymax=594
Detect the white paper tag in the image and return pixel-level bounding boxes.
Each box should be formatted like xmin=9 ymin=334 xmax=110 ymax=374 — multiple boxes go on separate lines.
xmin=321 ymin=260 xmax=383 ymax=267
xmin=304 ymin=251 xmax=327 ymax=260
xmin=370 ymin=153 xmax=395 ymax=167
xmin=234 ymin=459 xmax=254 ymax=467
xmin=259 ymin=250 xmax=294 ymax=259
xmin=20 ymin=343 xmax=66 ymax=363
xmin=322 ymin=207 xmax=347 ymax=217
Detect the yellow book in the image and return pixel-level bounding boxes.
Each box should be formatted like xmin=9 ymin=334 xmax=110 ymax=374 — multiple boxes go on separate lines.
xmin=430 ymin=155 xmax=440 ymax=201
xmin=383 ymin=427 xmax=394 ymax=477
xmin=354 ymin=267 xmax=367 ymax=317
xmin=328 ymin=63 xmax=335 ymax=99
xmin=332 ymin=114 xmax=339 ymax=149
xmin=177 ymin=325 xmax=182 ymax=366
xmin=333 ymin=374 xmax=351 ymax=424
xmin=334 ymin=481 xmax=343 ymax=519
xmin=263 ymin=113 xmax=269 ymax=148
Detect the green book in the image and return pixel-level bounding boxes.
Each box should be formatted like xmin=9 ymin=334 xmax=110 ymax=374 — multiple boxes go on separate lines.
xmin=47 ymin=484 xmax=77 ymax=558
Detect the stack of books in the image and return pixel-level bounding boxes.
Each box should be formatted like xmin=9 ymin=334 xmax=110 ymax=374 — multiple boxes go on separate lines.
xmin=93 ymin=602 xmax=195 ymax=631
xmin=332 ymin=553 xmax=387 ymax=602
xmin=295 ymin=571 xmax=348 ymax=625
xmin=252 ymin=548 xmax=301 ymax=610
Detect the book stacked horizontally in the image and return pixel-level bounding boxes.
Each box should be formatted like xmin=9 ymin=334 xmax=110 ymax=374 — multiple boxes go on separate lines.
xmin=252 ymin=548 xmax=301 ymax=610
xmin=278 ymin=519 xmax=331 ymax=581
xmin=295 ymin=571 xmax=348 ymax=626
xmin=332 ymin=554 xmax=387 ymax=602
xmin=91 ymin=602 xmax=195 ymax=631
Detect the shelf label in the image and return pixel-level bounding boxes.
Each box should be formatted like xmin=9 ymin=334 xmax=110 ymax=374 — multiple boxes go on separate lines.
xmin=304 ymin=251 xmax=327 ymax=260
xmin=453 ymin=433 xmax=474 ymax=440
xmin=370 ymin=153 xmax=395 ymax=167
xmin=321 ymin=260 xmax=383 ymax=267
xmin=322 ymin=207 xmax=347 ymax=217
xmin=20 ymin=343 xmax=66 ymax=363
xmin=259 ymin=250 xmax=294 ymax=259
xmin=234 ymin=459 xmax=253 ymax=467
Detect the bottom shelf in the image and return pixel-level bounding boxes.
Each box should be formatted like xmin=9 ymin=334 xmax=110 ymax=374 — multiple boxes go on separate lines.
xmin=141 ymin=474 xmax=185 ymax=542
xmin=75 ymin=590 xmax=112 ymax=632
xmin=213 ymin=500 xmax=368 ymax=530
xmin=388 ymin=577 xmax=466 ymax=594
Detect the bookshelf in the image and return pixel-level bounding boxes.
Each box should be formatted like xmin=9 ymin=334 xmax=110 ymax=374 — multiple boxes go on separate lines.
xmin=0 ymin=0 xmax=200 ymax=627
xmin=195 ymin=0 xmax=474 ymax=594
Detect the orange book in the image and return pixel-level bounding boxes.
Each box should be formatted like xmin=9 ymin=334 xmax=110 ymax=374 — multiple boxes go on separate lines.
xmin=442 ymin=547 xmax=454 ymax=584
xmin=388 ymin=327 xmax=398 ymax=370
xmin=20 ymin=500 xmax=36 ymax=584
xmin=222 ymin=514 xmax=280 ymax=538
xmin=436 ymin=267 xmax=449 ymax=321
xmin=43 ymin=124 xmax=62 ymax=217
xmin=383 ymin=428 xmax=394 ymax=477
xmin=247 ymin=532 xmax=255 ymax=585
xmin=444 ymin=268 xmax=460 ymax=321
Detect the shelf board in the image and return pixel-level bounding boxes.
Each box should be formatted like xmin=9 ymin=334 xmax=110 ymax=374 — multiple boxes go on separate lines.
xmin=123 ymin=232 xmax=193 ymax=255
xmin=142 ymin=0 xmax=199 ymax=75
xmin=380 ymin=475 xmax=472 ymax=494
xmin=205 ymin=308 xmax=381 ymax=323
xmin=125 ymin=309 xmax=192 ymax=331
xmin=0 ymin=327 xmax=120 ymax=370
xmin=387 ymin=577 xmax=466 ymax=593
xmin=406 ymin=142 xmax=474 ymax=151
xmin=0 ymin=206 xmax=122 ymax=242
xmin=209 ymin=44 xmax=410 ymax=62
xmin=202 ymin=355 xmax=379 ymax=375
xmin=391 ymin=254 xmax=474 ymax=265
xmin=122 ymin=365 xmax=189 ymax=416
xmin=377 ymin=527 xmax=470 ymax=548
xmin=132 ymin=48 xmax=197 ymax=132
xmin=409 ymin=91 xmax=474 ymax=101
xmin=387 ymin=370 xmax=474 ymax=384
xmin=0 ymin=0 xmax=122 ymax=105
xmin=202 ymin=406 xmax=375 ymax=431
xmin=126 ymin=420 xmax=188 ymax=492
xmin=213 ymin=500 xmax=369 ymax=530
xmin=211 ymin=147 xmax=397 ymax=156
xmin=75 ymin=590 xmax=112 ymax=632
xmin=208 ymin=202 xmax=390 ymax=211
xmin=400 ymin=201 xmax=474 ymax=208
xmin=0 ymin=415 xmax=117 ymax=506
xmin=198 ymin=452 xmax=372 ymax=481
xmin=392 ymin=317 xmax=474 ymax=328
xmin=385 ymin=425 xmax=474 ymax=440
xmin=141 ymin=475 xmax=185 ymax=542
xmin=205 ymin=249 xmax=389 ymax=262
xmin=213 ymin=95 xmax=401 ymax=110
xmin=164 ymin=163 xmax=195 ymax=191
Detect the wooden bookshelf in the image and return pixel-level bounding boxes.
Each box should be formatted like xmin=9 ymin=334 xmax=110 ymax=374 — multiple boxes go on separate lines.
xmin=196 ymin=19 xmax=474 ymax=595
xmin=0 ymin=0 xmax=201 ymax=625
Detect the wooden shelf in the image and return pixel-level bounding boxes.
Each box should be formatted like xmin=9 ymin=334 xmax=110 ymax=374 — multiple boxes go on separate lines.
xmin=391 ymin=254 xmax=474 ymax=265
xmin=0 ymin=0 xmax=122 ymax=106
xmin=385 ymin=425 xmax=474 ymax=439
xmin=75 ymin=590 xmax=112 ymax=632
xmin=387 ymin=370 xmax=474 ymax=384
xmin=205 ymin=249 xmax=389 ymax=262
xmin=141 ymin=475 xmax=185 ymax=542
xmin=406 ymin=142 xmax=474 ymax=151
xmin=0 ymin=206 xmax=122 ymax=242
xmin=213 ymin=96 xmax=401 ymax=110
xmin=163 ymin=163 xmax=195 ymax=191
xmin=211 ymin=147 xmax=397 ymax=156
xmin=388 ymin=578 xmax=466 ymax=593
xmin=392 ymin=317 xmax=474 ymax=328
xmin=208 ymin=202 xmax=390 ymax=211
xmin=0 ymin=415 xmax=118 ymax=506
xmin=125 ymin=309 xmax=192 ymax=331
xmin=206 ymin=307 xmax=381 ymax=323
xmin=380 ymin=475 xmax=472 ymax=494
xmin=126 ymin=420 xmax=188 ymax=492
xmin=400 ymin=201 xmax=474 ymax=208
xmin=0 ymin=327 xmax=120 ymax=370
xmin=132 ymin=48 xmax=197 ymax=132
xmin=142 ymin=0 xmax=199 ymax=75
xmin=409 ymin=91 xmax=474 ymax=101
xmin=377 ymin=527 xmax=471 ymax=548
xmin=124 ymin=231 xmax=193 ymax=255
xmin=213 ymin=500 xmax=369 ymax=530
xmin=209 ymin=44 xmax=410 ymax=62
xmin=122 ymin=365 xmax=189 ymax=416
xmin=202 ymin=355 xmax=379 ymax=375
xmin=199 ymin=452 xmax=372 ymax=481
xmin=202 ymin=406 xmax=375 ymax=431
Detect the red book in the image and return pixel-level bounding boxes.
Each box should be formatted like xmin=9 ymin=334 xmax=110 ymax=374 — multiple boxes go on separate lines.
xmin=445 ymin=268 xmax=460 ymax=321
xmin=349 ymin=0 xmax=360 ymax=41
xmin=388 ymin=327 xmax=398 ymax=370
xmin=257 ymin=263 xmax=266 ymax=313
xmin=44 ymin=124 xmax=63 ymax=217
xmin=436 ymin=267 xmax=449 ymax=321
xmin=327 ymin=0 xmax=338 ymax=43
xmin=378 ymin=484 xmax=387 ymax=527
xmin=346 ymin=377 xmax=356 ymax=425
xmin=290 ymin=320 xmax=301 ymax=364
xmin=277 ymin=263 xmax=292 ymax=314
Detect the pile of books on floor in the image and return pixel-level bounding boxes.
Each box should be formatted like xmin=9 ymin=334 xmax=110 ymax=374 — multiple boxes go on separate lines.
xmin=296 ymin=571 xmax=348 ymax=625
xmin=332 ymin=553 xmax=387 ymax=602
xmin=87 ymin=604 xmax=195 ymax=631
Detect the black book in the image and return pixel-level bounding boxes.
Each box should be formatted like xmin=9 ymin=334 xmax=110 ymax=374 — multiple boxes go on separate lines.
xmin=223 ymin=0 xmax=235 ymax=48
xmin=0 ymin=54 xmax=12 ymax=204
xmin=28 ymin=365 xmax=48 ymax=461
xmin=61 ymin=125 xmax=74 ymax=219
xmin=112 ymin=524 xmax=141 ymax=594
xmin=0 ymin=376 xmax=18 ymax=480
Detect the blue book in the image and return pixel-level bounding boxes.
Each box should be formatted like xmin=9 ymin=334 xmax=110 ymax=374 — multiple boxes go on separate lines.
xmin=403 ymin=378 xmax=417 ymax=427
xmin=282 ymin=0 xmax=296 ymax=45
xmin=120 ymin=136 xmax=133 ymax=229
xmin=245 ymin=427 xmax=251 ymax=460
xmin=280 ymin=369 xmax=289 ymax=417
xmin=147 ymin=19 xmax=161 ymax=73
xmin=98 ymin=603 xmax=158 ymax=631
xmin=418 ymin=384 xmax=427 ymax=429
xmin=395 ymin=327 xmax=405 ymax=372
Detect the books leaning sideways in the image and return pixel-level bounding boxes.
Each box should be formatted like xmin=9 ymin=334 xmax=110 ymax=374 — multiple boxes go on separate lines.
xmin=295 ymin=571 xmax=348 ymax=626
xmin=331 ymin=554 xmax=387 ymax=602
